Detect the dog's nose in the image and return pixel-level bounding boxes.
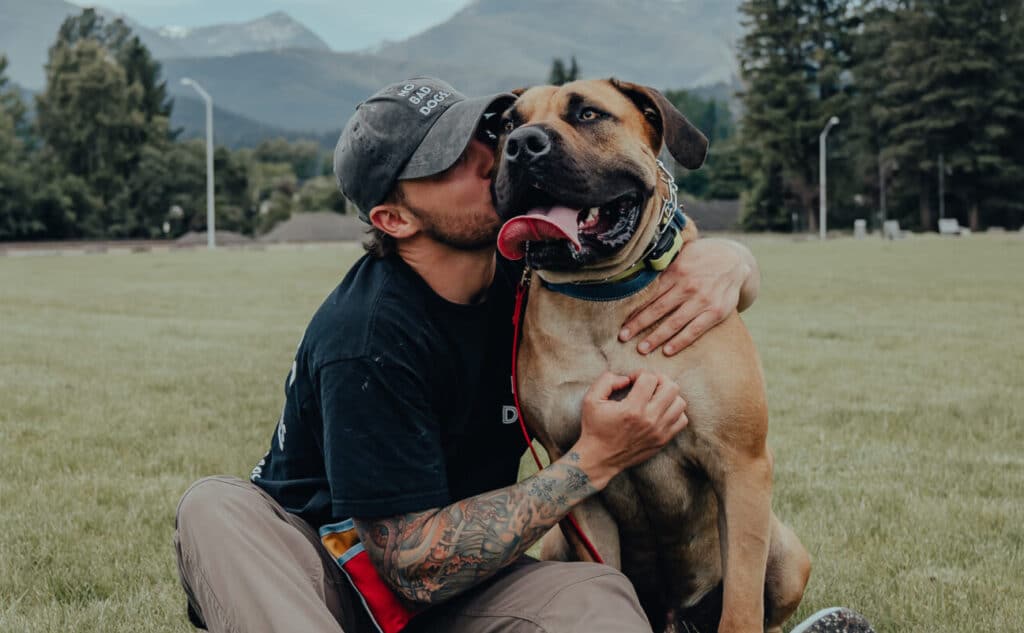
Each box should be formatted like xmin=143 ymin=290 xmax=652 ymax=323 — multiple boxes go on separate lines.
xmin=504 ymin=126 xmax=551 ymax=164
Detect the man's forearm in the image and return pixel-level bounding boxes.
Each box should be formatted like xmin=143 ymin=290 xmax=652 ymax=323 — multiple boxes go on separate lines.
xmin=710 ymin=238 xmax=760 ymax=312
xmin=354 ymin=451 xmax=600 ymax=606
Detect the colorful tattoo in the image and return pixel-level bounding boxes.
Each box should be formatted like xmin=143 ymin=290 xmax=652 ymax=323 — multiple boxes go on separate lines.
xmin=353 ymin=455 xmax=595 ymax=605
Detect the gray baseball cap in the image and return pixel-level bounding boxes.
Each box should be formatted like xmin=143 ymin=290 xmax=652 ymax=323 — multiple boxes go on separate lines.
xmin=333 ymin=76 xmax=516 ymax=221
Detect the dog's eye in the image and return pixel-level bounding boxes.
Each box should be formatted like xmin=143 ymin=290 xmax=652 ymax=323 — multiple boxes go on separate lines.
xmin=502 ymin=119 xmax=515 ymax=133
xmin=579 ymin=108 xmax=602 ymax=122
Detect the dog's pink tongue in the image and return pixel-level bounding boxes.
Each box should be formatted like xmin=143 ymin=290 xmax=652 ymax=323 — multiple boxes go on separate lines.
xmin=497 ymin=206 xmax=581 ymax=260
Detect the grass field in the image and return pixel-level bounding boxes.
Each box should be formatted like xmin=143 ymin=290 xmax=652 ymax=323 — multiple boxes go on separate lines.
xmin=1 ymin=234 xmax=1022 ymax=633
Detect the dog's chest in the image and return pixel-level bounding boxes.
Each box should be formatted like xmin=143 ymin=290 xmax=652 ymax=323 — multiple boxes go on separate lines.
xmin=516 ymin=285 xmax=696 ymax=453
xmin=516 ymin=287 xmax=723 ymax=533
xmin=517 ymin=311 xmax=631 ymax=451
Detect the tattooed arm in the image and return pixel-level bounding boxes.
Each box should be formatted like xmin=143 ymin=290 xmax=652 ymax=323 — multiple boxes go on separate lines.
xmin=353 ymin=369 xmax=689 ymax=606
xmin=354 ymin=451 xmax=597 ymax=606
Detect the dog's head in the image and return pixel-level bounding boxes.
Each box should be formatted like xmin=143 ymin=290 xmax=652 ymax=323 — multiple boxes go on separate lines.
xmin=494 ymin=79 xmax=707 ymax=281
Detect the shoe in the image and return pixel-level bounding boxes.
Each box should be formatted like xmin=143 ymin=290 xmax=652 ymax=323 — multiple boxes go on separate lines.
xmin=790 ymin=607 xmax=875 ymax=633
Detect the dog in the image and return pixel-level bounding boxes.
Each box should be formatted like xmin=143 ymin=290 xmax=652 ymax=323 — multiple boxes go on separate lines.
xmin=491 ymin=79 xmax=812 ymax=633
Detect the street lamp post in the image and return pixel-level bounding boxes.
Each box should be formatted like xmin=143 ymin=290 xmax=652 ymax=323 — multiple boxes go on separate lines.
xmin=819 ymin=116 xmax=840 ymax=240
xmin=181 ymin=77 xmax=215 ymax=249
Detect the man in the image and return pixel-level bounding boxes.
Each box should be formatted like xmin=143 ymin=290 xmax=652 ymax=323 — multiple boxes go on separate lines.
xmin=174 ymin=78 xmax=873 ymax=633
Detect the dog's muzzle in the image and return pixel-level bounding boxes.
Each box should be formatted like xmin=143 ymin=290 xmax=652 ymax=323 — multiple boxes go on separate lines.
xmin=496 ymin=192 xmax=646 ymax=264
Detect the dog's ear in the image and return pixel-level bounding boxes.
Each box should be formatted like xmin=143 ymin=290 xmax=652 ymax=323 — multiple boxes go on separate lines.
xmin=510 ymin=86 xmax=530 ymax=97
xmin=609 ymin=78 xmax=709 ymax=170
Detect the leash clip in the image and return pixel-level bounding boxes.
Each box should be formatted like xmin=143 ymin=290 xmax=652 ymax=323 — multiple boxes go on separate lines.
xmin=518 ymin=265 xmax=532 ymax=289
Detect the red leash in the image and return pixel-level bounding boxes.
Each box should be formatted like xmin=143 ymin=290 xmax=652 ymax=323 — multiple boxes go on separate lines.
xmin=511 ymin=271 xmax=605 ymax=565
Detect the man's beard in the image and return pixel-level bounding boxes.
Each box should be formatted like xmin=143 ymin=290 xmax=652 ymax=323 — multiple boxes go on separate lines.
xmin=409 ymin=204 xmax=500 ymax=252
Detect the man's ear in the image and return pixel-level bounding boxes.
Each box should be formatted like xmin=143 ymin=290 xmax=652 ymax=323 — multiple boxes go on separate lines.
xmin=368 ymin=201 xmax=419 ymax=240
xmin=608 ymin=78 xmax=709 ymax=170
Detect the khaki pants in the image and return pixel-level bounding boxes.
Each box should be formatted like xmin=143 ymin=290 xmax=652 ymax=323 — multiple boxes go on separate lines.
xmin=174 ymin=476 xmax=653 ymax=633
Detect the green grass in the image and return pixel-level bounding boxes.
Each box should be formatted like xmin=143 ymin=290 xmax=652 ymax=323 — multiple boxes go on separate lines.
xmin=1 ymin=235 xmax=1021 ymax=632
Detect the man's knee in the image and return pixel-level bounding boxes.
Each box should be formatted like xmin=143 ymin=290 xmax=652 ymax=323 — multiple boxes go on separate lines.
xmin=176 ymin=475 xmax=254 ymax=536
xmin=536 ymin=563 xmax=650 ymax=632
xmin=539 ymin=562 xmax=640 ymax=609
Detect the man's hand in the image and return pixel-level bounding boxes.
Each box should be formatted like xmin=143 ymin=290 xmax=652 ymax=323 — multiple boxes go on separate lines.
xmin=572 ymin=370 xmax=689 ymax=490
xmin=619 ymin=238 xmax=760 ymax=357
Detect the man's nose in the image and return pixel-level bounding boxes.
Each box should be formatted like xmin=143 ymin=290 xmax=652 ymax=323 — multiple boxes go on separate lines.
xmin=504 ymin=126 xmax=552 ymax=165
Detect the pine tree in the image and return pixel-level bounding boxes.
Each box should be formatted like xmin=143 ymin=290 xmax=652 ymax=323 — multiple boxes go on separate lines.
xmin=548 ymin=56 xmax=581 ymax=85
xmin=35 ymin=39 xmax=139 ymax=236
xmin=999 ymin=1 xmax=1024 ymax=229
xmin=737 ymin=0 xmax=857 ymax=231
xmin=865 ymin=0 xmax=1024 ymax=230
xmin=549 ymin=58 xmax=568 ymax=85
xmin=0 ymin=56 xmax=27 ymax=140
xmin=0 ymin=55 xmax=42 ymax=239
xmin=35 ymin=11 xmax=175 ymax=238
xmin=54 ymin=8 xmax=173 ymax=127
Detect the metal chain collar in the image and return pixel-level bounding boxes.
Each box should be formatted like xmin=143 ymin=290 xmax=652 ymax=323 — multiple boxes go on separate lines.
xmin=655 ymin=158 xmax=680 ymax=233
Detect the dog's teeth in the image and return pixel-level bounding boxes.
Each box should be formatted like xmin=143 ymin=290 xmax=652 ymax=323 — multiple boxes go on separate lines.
xmin=578 ymin=207 xmax=600 ymax=229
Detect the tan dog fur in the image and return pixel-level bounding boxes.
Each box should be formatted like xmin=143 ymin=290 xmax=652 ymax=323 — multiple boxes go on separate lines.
xmin=498 ymin=80 xmax=811 ymax=633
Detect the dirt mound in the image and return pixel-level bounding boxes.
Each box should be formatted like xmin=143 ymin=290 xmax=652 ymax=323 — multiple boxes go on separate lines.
xmin=174 ymin=230 xmax=253 ymax=246
xmin=259 ymin=212 xmax=366 ymax=243
xmin=683 ymin=199 xmax=742 ymax=232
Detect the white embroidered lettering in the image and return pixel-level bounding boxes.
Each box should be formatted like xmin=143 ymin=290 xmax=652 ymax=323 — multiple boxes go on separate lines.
xmin=419 ymin=90 xmax=451 ymax=116
xmin=502 ymin=405 xmax=519 ymax=425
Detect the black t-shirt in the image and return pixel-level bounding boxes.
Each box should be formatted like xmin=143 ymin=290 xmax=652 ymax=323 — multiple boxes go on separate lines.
xmin=250 ymin=252 xmax=528 ymax=526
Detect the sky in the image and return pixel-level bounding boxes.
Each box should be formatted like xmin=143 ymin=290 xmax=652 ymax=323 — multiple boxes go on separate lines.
xmin=74 ymin=0 xmax=473 ymax=51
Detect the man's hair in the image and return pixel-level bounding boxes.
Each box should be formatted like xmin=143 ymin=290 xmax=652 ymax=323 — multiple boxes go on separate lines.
xmin=362 ymin=185 xmax=404 ymax=258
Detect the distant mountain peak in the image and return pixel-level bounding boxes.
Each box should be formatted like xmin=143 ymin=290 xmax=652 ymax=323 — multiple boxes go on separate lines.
xmin=154 ymin=10 xmax=330 ymax=57
xmin=158 ymin=25 xmax=191 ymax=39
xmin=262 ymin=10 xmax=295 ymax=22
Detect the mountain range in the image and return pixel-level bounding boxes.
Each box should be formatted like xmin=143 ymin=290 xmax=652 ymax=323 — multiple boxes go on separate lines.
xmin=0 ymin=0 xmax=329 ymax=89
xmin=377 ymin=0 xmax=741 ymax=91
xmin=1 ymin=0 xmax=743 ymax=139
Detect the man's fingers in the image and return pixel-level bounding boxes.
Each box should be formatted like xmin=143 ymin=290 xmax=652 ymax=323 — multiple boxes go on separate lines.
xmin=622 ymin=371 xmax=659 ymax=407
xmin=645 ymin=377 xmax=681 ymax=421
xmin=662 ymin=311 xmax=721 ymax=357
xmin=666 ymin=407 xmax=689 ymax=436
xmin=587 ymin=371 xmax=633 ymax=400
xmin=637 ymin=301 xmax=704 ymax=355
xmin=659 ymin=397 xmax=688 ymax=432
xmin=618 ymin=280 xmax=676 ymax=342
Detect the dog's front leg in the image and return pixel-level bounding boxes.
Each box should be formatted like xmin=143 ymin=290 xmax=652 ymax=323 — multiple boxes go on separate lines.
xmin=714 ymin=448 xmax=774 ymax=633
xmin=561 ymin=495 xmax=621 ymax=568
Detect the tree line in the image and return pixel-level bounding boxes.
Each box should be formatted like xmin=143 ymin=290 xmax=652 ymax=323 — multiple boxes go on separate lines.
xmin=736 ymin=0 xmax=1024 ymax=232
xmin=0 ymin=10 xmax=344 ymax=241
